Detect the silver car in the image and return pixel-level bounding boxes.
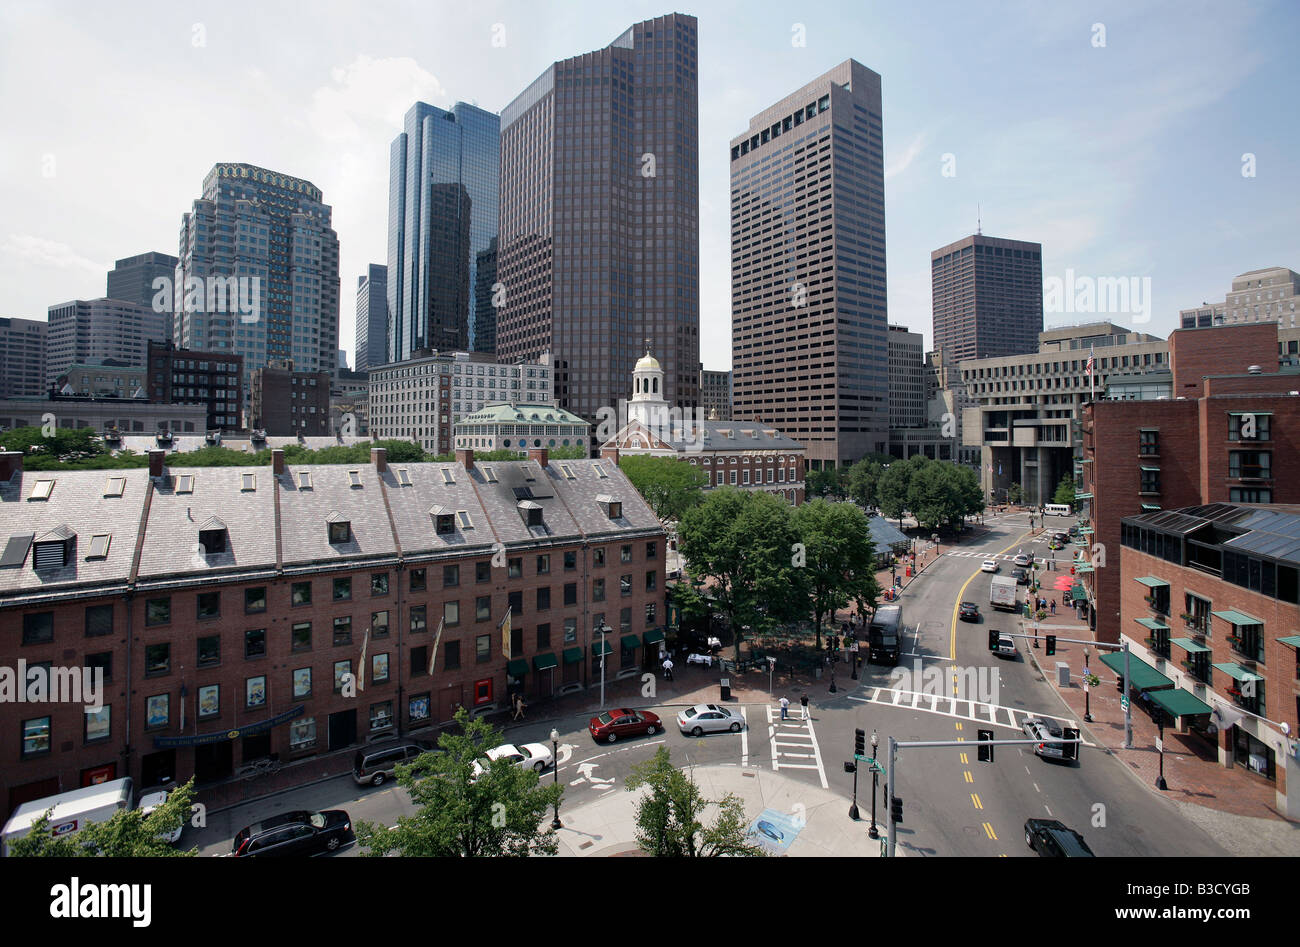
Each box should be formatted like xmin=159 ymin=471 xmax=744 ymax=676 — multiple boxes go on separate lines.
xmin=677 ymin=703 xmax=744 ymax=736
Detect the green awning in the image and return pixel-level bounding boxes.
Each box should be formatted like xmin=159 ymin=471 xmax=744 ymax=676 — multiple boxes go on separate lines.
xmin=1278 ymin=635 xmax=1300 ymax=648
xmin=1141 ymin=503 xmax=1162 ymax=511
xmin=533 ymin=652 xmax=558 ymax=671
xmin=1213 ymin=662 xmax=1263 ymax=683
xmin=1078 ymin=458 xmax=1093 ymax=463
xmin=1075 ymin=492 xmax=1094 ymax=499
xmin=1073 ymin=564 xmax=1094 ymax=573
xmin=562 ymin=646 xmax=584 ymax=665
xmin=1149 ymin=688 xmax=1213 ymax=719
xmin=643 ymin=628 xmax=665 ymax=645
xmin=1212 ymin=609 xmax=1262 ymax=627
xmin=1135 ymin=617 xmax=1169 ymax=631
xmin=1070 ymin=585 xmax=1088 ymax=602
xmin=1227 ymin=410 xmax=1272 ymax=416
xmin=507 ymin=658 xmax=529 ymax=677
xmin=1140 ymin=466 xmax=1160 ymax=472
xmin=1078 ymin=527 xmax=1094 ymax=534
xmin=1135 ymin=576 xmax=1169 ymax=588
xmin=620 ymin=634 xmax=641 ymax=651
xmin=1099 ymin=651 xmax=1174 ymax=692
xmin=593 ymin=640 xmax=614 ymax=657
xmin=1172 ymin=637 xmax=1210 ymax=654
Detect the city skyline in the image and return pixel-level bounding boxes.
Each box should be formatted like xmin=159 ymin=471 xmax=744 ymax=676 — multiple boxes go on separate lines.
xmin=1 ymin=1 xmax=1298 ymax=374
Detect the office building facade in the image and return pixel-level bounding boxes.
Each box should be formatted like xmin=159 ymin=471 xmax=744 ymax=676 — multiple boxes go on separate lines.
xmin=147 ymin=341 xmax=245 ymax=431
xmin=46 ymin=299 xmax=168 ymax=385
xmin=1180 ymin=267 xmax=1300 ymax=329
xmin=730 ymin=60 xmax=888 ymax=468
xmin=355 ymin=264 xmax=388 ymax=373
xmin=699 ymin=368 xmax=731 ymax=421
xmin=107 ymin=252 xmax=179 ymax=315
xmin=0 ymin=317 xmax=48 ymax=398
xmin=931 ymin=234 xmax=1043 ymax=363
xmin=251 ymin=362 xmax=331 ymax=435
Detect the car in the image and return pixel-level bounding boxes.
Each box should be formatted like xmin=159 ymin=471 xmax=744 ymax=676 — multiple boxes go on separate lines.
xmin=588 ymin=708 xmax=662 ymax=743
xmin=991 ymin=633 xmax=1017 ymax=658
xmin=1012 ymin=553 xmax=1032 ymax=567
xmin=352 ymin=740 xmax=438 ymax=786
xmin=231 ymin=810 xmax=354 ymax=857
xmin=1067 ymin=525 xmax=1080 ymax=537
xmin=472 ymin=742 xmax=555 ymax=777
xmin=958 ymin=602 xmax=981 ymax=622
xmin=1012 ymin=567 xmax=1029 ymax=585
xmin=1021 ymin=717 xmax=1077 ymax=761
xmin=1024 ymin=818 xmax=1094 ymax=856
xmin=677 ymin=703 xmax=746 ymax=736
xmin=1047 ymin=539 xmax=1063 ymax=550
xmin=1052 ymin=532 xmax=1069 ymax=543
xmin=136 ymin=788 xmax=182 ymax=844
xmin=980 ymin=559 xmax=999 ymax=573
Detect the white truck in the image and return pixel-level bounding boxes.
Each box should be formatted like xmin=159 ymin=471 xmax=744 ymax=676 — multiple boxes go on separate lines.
xmin=2 ymin=777 xmax=133 ymax=856
xmin=990 ymin=575 xmax=1018 ymax=611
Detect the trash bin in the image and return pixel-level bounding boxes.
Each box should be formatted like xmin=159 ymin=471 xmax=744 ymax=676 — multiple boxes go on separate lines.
xmin=1056 ymin=662 xmax=1070 ymax=687
xmin=814 ymin=666 xmax=822 ymax=679
xmin=720 ymin=677 xmax=731 ymax=701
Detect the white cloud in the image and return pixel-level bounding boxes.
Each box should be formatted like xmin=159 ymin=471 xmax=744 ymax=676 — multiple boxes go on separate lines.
xmin=885 ymin=132 xmax=926 ymax=181
xmin=308 ymin=55 xmax=447 ymax=143
xmin=2 ymin=235 xmax=107 ymax=278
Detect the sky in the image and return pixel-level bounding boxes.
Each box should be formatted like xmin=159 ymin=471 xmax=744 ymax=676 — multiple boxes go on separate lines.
xmin=1 ymin=0 xmax=1297 ymax=372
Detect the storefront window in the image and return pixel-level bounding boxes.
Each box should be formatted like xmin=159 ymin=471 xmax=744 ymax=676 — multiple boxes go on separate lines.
xmin=290 ymin=717 xmax=317 ymax=751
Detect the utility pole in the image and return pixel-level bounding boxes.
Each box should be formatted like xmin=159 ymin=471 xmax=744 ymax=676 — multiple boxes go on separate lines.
xmin=1123 ymin=638 xmax=1133 ymax=749
xmin=886 ymin=735 xmax=898 ymax=858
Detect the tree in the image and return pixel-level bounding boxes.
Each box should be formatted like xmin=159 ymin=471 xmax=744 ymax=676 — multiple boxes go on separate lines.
xmin=548 ymin=443 xmax=590 ymax=459
xmin=7 ymin=778 xmax=198 ymax=857
xmin=792 ymin=499 xmax=879 ymax=648
xmin=1008 ymin=482 xmax=1023 ymax=505
xmin=677 ymin=488 xmax=807 ymax=659
xmin=1053 ymin=475 xmax=1076 ymax=507
xmin=877 ymin=462 xmax=913 ymax=526
xmin=355 ymin=707 xmax=561 ymax=857
xmin=619 ymin=454 xmax=709 ymax=521
xmin=625 ymin=748 xmax=765 ymax=857
xmin=846 ymin=459 xmax=884 ymax=510
xmin=805 ymin=468 xmax=835 ymax=499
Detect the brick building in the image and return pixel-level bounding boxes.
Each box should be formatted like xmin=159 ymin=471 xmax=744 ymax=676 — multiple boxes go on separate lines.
xmin=1079 ymin=322 xmax=1300 ymax=641
xmin=0 ymin=447 xmax=664 ymax=810
xmin=251 ymin=361 xmax=331 ymax=436
xmin=148 ymin=341 xmax=244 ymax=432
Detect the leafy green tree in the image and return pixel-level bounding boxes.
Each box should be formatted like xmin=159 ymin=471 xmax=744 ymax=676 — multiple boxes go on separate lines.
xmin=792 ymin=500 xmax=879 ymax=648
xmin=677 ymin=488 xmax=807 ymax=659
xmin=373 ymin=439 xmax=427 ymax=463
xmin=804 ymin=468 xmax=834 ymax=499
xmin=7 ymin=778 xmax=197 ymax=857
xmin=877 ymin=461 xmax=912 ymax=526
xmin=356 ymin=708 xmax=561 ymax=857
xmin=846 ymin=459 xmax=884 ymax=510
xmin=625 ymin=748 xmax=764 ymax=857
xmin=619 ymin=454 xmax=709 ymax=521
xmin=1008 ymin=482 xmax=1023 ymax=505
xmin=549 ymin=443 xmax=590 ymax=459
xmin=1052 ymin=476 xmax=1076 ymax=507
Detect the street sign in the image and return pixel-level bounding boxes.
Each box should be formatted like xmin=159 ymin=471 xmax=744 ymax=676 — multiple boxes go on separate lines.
xmin=1155 ymin=736 xmax=1163 ymax=752
xmin=1121 ymin=696 xmax=1130 ymax=710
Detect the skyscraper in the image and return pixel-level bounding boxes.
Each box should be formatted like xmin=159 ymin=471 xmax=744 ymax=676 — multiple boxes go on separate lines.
xmin=107 ymin=252 xmax=179 ymax=320
xmin=46 ymin=298 xmax=168 ymax=384
xmin=496 ymin=13 xmax=700 ymax=425
xmin=355 ymin=264 xmax=388 ymax=373
xmin=730 ymin=60 xmax=888 ymax=467
xmin=0 ymin=317 xmax=48 ymax=397
xmin=387 ymin=102 xmax=499 ymax=361
xmin=931 ymin=233 xmax=1043 ymax=363
xmin=472 ymin=237 xmax=499 ymax=355
xmin=177 ymin=163 xmax=340 ymax=422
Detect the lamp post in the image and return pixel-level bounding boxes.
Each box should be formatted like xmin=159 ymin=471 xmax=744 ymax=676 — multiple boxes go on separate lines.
xmin=550 ymin=728 xmax=562 ymax=829
xmin=1083 ymin=648 xmax=1093 ymax=722
xmin=1155 ymin=712 xmax=1168 ymax=791
xmin=868 ymin=731 xmax=880 ymax=840
xmin=596 ymin=623 xmax=612 ymax=710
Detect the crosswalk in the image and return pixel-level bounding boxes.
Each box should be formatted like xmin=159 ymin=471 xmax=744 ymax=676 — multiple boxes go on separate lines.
xmin=848 ymin=686 xmax=1093 ymax=747
xmin=764 ymin=704 xmax=828 ymax=788
xmin=946 ymin=550 xmax=1069 ymax=563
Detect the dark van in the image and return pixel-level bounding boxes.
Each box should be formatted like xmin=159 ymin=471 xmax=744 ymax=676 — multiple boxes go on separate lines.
xmin=352 ymin=741 xmax=433 ymax=786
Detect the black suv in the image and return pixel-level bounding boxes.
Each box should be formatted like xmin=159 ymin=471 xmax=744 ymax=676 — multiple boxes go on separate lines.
xmin=232 ymin=810 xmax=354 ymax=857
xmin=1024 ymin=818 xmax=1094 ymax=856
xmin=353 ymin=740 xmax=437 ymax=786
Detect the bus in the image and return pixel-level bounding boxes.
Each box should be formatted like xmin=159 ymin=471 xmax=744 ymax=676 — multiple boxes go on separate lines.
xmin=867 ymin=604 xmax=902 ymax=665
xmin=1043 ymin=504 xmax=1072 ymax=517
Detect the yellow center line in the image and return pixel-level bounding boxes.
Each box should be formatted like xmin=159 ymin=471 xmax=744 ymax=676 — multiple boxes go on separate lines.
xmin=954 ymin=722 xmax=962 ymax=730
xmin=971 ymin=793 xmax=983 ymax=810
xmin=949 ymin=528 xmax=1035 ymax=660
xmin=959 ymin=752 xmax=969 ymax=765
xmin=984 ymin=822 xmax=998 ymax=840
xmin=963 ymin=770 xmax=973 ymax=783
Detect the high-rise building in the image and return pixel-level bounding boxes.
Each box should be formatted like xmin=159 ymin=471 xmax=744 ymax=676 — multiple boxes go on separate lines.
xmin=931 ymin=234 xmax=1043 ymax=363
xmin=730 ymin=60 xmax=888 ymax=468
xmin=355 ymin=264 xmax=388 ymax=373
xmin=387 ymin=102 xmax=499 ymax=361
xmin=472 ymin=238 xmax=499 ymax=355
xmin=0 ymin=317 xmax=48 ymax=397
xmin=46 ymin=298 xmax=168 ymax=384
xmin=1180 ymin=266 xmax=1300 ymax=329
xmin=177 ymin=163 xmax=340 ymax=424
xmin=699 ymin=368 xmax=731 ymax=421
xmin=887 ymin=325 xmax=925 ymax=428
xmin=497 ymin=13 xmax=700 ymax=426
xmin=107 ymin=252 xmax=179 ymax=318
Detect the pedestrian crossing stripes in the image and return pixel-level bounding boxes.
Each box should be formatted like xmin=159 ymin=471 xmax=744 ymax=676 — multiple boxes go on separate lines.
xmin=848 ymin=687 xmax=1094 ymax=748
xmin=765 ymin=704 xmax=828 ymax=788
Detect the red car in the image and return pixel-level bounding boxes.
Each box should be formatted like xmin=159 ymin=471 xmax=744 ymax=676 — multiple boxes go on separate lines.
xmin=588 ymin=708 xmax=662 ymax=743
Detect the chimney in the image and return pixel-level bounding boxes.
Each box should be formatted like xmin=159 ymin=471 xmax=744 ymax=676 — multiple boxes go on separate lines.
xmin=272 ymin=449 xmax=285 ymax=475
xmin=600 ymin=447 xmax=620 ymax=463
xmin=371 ymin=447 xmax=387 ymax=472
xmin=456 ymin=447 xmax=475 ymax=471
xmin=0 ymin=451 xmax=22 ymax=481
xmin=528 ymin=447 xmax=549 ymax=469
xmin=148 ymin=449 xmax=165 ymax=479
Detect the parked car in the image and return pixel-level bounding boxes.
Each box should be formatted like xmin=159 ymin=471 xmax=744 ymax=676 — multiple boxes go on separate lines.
xmin=231 ymin=810 xmax=354 ymax=857
xmin=588 ymin=708 xmax=663 ymax=743
xmin=136 ymin=788 xmax=182 ymax=844
xmin=1068 ymin=525 xmax=1080 ymax=537
xmin=958 ymin=602 xmax=981 ymax=622
xmin=472 ymin=742 xmax=554 ymax=777
xmin=992 ymin=633 xmax=1018 ymax=659
xmin=1012 ymin=567 xmax=1029 ymax=585
xmin=980 ymin=559 xmax=999 ymax=573
xmin=1021 ymin=717 xmax=1078 ymax=762
xmin=1024 ymin=818 xmax=1094 ymax=856
xmin=353 ymin=740 xmax=437 ymax=786
xmin=677 ymin=703 xmax=745 ymax=736
xmin=1012 ymin=553 xmax=1032 ymax=567
xmin=1052 ymin=532 xmax=1069 ymax=543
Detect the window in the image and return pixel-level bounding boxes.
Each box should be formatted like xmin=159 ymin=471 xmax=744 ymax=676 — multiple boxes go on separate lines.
xmin=246 ymin=676 xmax=266 ymax=708
xmin=564 ymin=582 xmax=578 ymax=606
xmin=85 ymin=651 xmax=111 ymax=684
xmin=245 ymin=587 xmax=267 ymax=613
xmin=410 ymin=605 xmax=427 ymax=632
xmin=1228 ymin=451 xmax=1271 ymax=479
xmin=334 ymin=661 xmax=353 ymax=693
xmin=1229 ymin=413 xmax=1271 ymax=441
xmin=476 ymin=596 xmax=491 ymax=621
xmin=197 ymin=635 xmax=220 ymax=667
xmin=444 ymin=600 xmax=460 ymax=626
xmin=372 ymin=653 xmax=390 ymax=685
xmin=508 ymin=557 xmax=523 ymax=579
xmin=457 ymin=511 xmax=474 ymax=530
xmin=371 ymin=573 xmax=389 ymax=596
xmin=292 ymin=668 xmax=312 ymax=699
xmin=476 ymin=561 xmax=491 ymax=583
xmin=411 ymin=646 xmax=428 ymax=677
xmin=370 ymin=700 xmax=393 ymax=732
xmin=328 ymin=520 xmax=350 ymax=544
xmin=443 ymin=564 xmax=460 ymax=587
xmin=145 ymin=642 xmax=171 ymax=676
xmin=537 ymin=623 xmax=551 ymax=648
xmin=645 ymin=602 xmax=657 ymax=625
xmin=372 ymin=610 xmax=390 ymax=637
xmin=410 ymin=568 xmax=427 ymax=592
xmin=508 ymin=590 xmax=523 ymax=615
xmin=537 ymin=587 xmax=551 ymax=611
xmin=646 ymin=571 xmax=657 ymax=592
xmin=537 ymin=554 xmax=550 ymax=575
xmin=291 ymin=622 xmax=312 ymax=652
xmin=1229 ymin=487 xmax=1272 ymax=503
xmin=1139 ymin=468 xmax=1160 ymax=493
xmin=593 ymin=578 xmax=606 ymax=602
xmin=593 ymin=547 xmax=606 ymax=567
xmin=22 ymin=716 xmax=51 ymax=758
xmin=20 ymin=611 xmax=52 ymax=645
xmin=146 ymin=597 xmax=171 ymax=626
xmin=197 ymin=684 xmax=219 ymax=719
xmin=621 ymin=574 xmax=633 ymax=597
xmin=245 ymin=628 xmax=267 ymax=658
xmin=564 ymin=618 xmax=577 ymax=643
xmin=646 ymin=542 xmax=658 ymax=560
xmin=564 ymin=550 xmax=577 ymax=571
xmin=85 ymin=604 xmax=113 ymax=637
xmin=333 ymin=616 xmax=353 ymax=646
xmin=621 ymin=545 xmax=633 ymax=563
xmin=1138 ymin=430 xmax=1158 ymax=454
xmin=291 ymin=582 xmax=312 ymax=606
xmin=620 ymin=608 xmax=632 ymax=634
xmin=86 ymin=534 xmax=111 ymax=559
xmin=289 ymin=717 xmax=316 ymax=750
xmin=29 ymin=479 xmax=54 ymax=501
xmin=197 ymin=592 xmax=220 ymax=620
xmin=333 ymin=577 xmax=352 ymax=601
xmin=476 ymin=635 xmax=491 ymax=663
xmin=445 ymin=641 xmax=461 ymax=670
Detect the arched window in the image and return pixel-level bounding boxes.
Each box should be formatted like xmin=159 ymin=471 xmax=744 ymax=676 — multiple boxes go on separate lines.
xmin=653 ymin=378 xmax=659 ymax=394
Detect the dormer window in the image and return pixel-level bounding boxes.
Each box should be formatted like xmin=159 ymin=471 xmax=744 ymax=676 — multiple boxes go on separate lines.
xmin=29 ymin=479 xmax=54 ymax=501
xmin=103 ymin=477 xmax=126 ymax=498
xmin=198 ymin=516 xmax=228 ymax=555
xmin=241 ymin=473 xmax=256 ymax=492
xmin=518 ymin=500 xmax=543 ymax=527
xmin=348 ymin=470 xmax=362 ymax=488
xmin=297 ymin=470 xmax=313 ymax=490
xmin=597 ymin=494 xmax=622 ymax=520
xmin=430 ymin=506 xmax=455 ymax=535
xmin=32 ymin=526 xmax=74 ymax=570
xmin=327 ymin=512 xmax=351 ymax=544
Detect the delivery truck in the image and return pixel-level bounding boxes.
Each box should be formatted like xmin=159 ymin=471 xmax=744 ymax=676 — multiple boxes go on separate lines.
xmin=2 ymin=777 xmax=133 ymax=856
xmin=867 ymin=604 xmax=902 ymax=665
xmin=989 ymin=575 xmax=1018 ymax=611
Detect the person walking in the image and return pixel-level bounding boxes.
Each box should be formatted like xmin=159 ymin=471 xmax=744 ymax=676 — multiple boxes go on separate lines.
xmin=1050 ymin=599 xmax=1056 ymax=615
xmin=662 ymin=656 xmax=674 ymax=681
xmin=779 ymin=696 xmax=790 ymax=720
xmin=512 ymin=693 xmax=526 ymax=721
xmin=800 ymin=693 xmax=810 ymax=720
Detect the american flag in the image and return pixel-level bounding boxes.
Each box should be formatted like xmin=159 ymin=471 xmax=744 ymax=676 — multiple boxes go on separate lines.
xmin=1085 ymin=349 xmax=1095 ymax=376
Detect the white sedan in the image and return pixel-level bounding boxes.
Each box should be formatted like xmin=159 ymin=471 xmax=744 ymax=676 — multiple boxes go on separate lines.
xmin=137 ymin=789 xmax=183 ymax=844
xmin=472 ymin=742 xmax=554 ymax=777
xmin=677 ymin=703 xmax=745 ymax=736
xmin=981 ymin=559 xmax=999 ymax=573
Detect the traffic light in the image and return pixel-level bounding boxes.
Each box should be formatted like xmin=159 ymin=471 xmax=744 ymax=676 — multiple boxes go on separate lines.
xmin=827 ymin=635 xmax=838 ymax=650
xmin=855 ymin=728 xmax=866 ymax=758
xmin=890 ymin=796 xmax=903 ymax=825
xmin=1045 ymin=635 xmax=1057 ymax=656
xmin=988 ymin=628 xmax=999 ymax=652
xmin=977 ymin=728 xmax=994 ymax=762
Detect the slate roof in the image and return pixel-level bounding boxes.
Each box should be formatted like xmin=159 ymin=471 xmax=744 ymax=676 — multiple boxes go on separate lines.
xmin=605 ymin=418 xmax=804 ymax=454
xmin=278 ymin=463 xmax=397 ymax=570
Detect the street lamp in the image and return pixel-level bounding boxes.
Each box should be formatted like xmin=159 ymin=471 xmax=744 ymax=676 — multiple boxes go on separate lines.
xmin=596 ymin=623 xmax=612 ymax=709
xmin=868 ymin=731 xmax=880 ymax=840
xmin=1083 ymin=648 xmax=1093 ymax=723
xmin=550 ymin=728 xmax=562 ymax=829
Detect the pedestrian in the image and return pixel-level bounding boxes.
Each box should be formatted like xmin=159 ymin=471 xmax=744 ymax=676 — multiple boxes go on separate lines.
xmin=779 ymin=695 xmax=790 ymax=720
xmin=662 ymin=657 xmax=674 ymax=681
xmin=512 ymin=693 xmax=526 ymax=721
xmin=1050 ymin=599 xmax=1056 ymax=615
xmin=800 ymin=693 xmax=810 ymax=720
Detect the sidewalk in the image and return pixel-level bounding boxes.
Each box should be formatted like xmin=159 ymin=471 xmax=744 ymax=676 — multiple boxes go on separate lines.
xmin=553 ymin=764 xmax=892 ymax=857
xmin=1022 ymin=631 xmax=1300 ymax=856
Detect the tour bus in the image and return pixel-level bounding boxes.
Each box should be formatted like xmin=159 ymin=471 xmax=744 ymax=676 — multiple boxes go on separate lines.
xmin=867 ymin=604 xmax=902 ymax=665
xmin=1043 ymin=504 xmax=1072 ymax=517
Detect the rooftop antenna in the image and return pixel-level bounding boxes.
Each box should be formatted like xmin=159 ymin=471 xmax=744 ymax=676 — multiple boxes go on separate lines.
xmin=976 ymin=204 xmax=982 ymax=236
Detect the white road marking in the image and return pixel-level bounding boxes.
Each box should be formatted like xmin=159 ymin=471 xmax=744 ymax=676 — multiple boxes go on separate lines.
xmin=1033 ymin=782 xmax=1041 ymax=793
xmin=849 ymin=688 xmax=1095 ymax=743
xmin=1044 ymin=805 xmax=1053 ymax=816
xmin=740 ymin=706 xmax=749 ymax=766
xmin=765 ymin=705 xmax=829 ymax=789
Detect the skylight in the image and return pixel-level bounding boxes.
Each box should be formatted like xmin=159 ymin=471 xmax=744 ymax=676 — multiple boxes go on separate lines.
xmin=103 ymin=477 xmax=126 ymax=498
xmin=241 ymin=473 xmax=257 ymax=491
xmin=396 ymin=468 xmax=412 ymax=486
xmin=560 ymin=464 xmax=576 ymax=480
xmin=441 ymin=468 xmax=455 ymax=484
xmin=297 ymin=470 xmax=313 ymax=490
xmin=175 ymin=474 xmax=195 ymax=494
xmin=29 ymin=479 xmax=54 ymax=501
xmin=86 ymin=534 xmax=111 ymax=559
xmin=456 ymin=510 xmax=473 ymax=529
xmin=348 ymin=470 xmax=362 ymax=488
xmin=482 ymin=466 xmax=497 ymax=483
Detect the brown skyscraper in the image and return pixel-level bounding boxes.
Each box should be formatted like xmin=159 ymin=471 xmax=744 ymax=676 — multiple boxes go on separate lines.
xmin=496 ymin=13 xmax=700 ymax=429
xmin=931 ymin=233 xmax=1043 ymax=363
xmin=730 ymin=60 xmax=889 ymax=468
